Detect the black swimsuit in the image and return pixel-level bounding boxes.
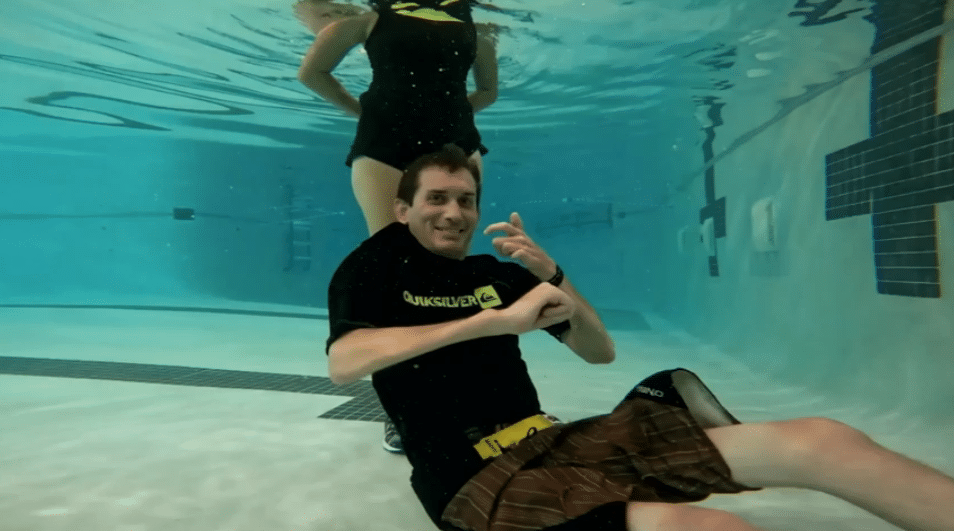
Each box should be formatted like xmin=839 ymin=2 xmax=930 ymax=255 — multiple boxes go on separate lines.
xmin=345 ymin=0 xmax=489 ymax=169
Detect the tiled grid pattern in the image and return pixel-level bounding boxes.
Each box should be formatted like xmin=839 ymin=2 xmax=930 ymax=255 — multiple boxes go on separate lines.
xmin=824 ymin=0 xmax=952 ymax=298
xmin=695 ymin=96 xmax=727 ymax=277
xmin=0 ymin=356 xmax=387 ymax=422
xmin=869 ymin=1 xmax=948 ymax=52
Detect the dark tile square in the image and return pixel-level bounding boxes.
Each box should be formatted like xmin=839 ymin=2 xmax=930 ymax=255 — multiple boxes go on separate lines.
xmin=873 ymin=235 xmax=937 ymax=254
xmin=826 ymin=194 xmax=850 ymax=210
xmin=850 ymin=203 xmax=872 ymax=217
xmin=826 ymin=205 xmax=850 ymax=220
xmin=912 ymin=146 xmax=932 ymax=163
xmin=940 ymin=155 xmax=954 ymax=170
xmin=883 ymin=173 xmax=942 ymax=198
xmin=874 ymin=251 xmax=939 ymax=268
xmin=875 ymin=186 xmax=945 ymax=211
xmin=876 ymin=266 xmax=939 ymax=283
xmin=872 ymin=205 xmax=934 ymax=225
xmin=873 ymin=219 xmax=937 ymax=240
xmin=877 ymin=281 xmax=941 ymax=298
xmin=936 ymin=184 xmax=954 ymax=202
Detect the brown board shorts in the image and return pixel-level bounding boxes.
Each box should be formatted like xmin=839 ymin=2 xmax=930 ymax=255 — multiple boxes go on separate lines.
xmin=442 ymin=398 xmax=760 ymax=531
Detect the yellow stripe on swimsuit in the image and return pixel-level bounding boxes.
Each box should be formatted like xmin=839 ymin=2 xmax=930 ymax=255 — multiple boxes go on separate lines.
xmin=395 ymin=7 xmax=464 ymax=22
xmin=473 ymin=414 xmax=555 ymax=459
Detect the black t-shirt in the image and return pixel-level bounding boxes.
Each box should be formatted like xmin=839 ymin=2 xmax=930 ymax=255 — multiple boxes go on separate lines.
xmin=327 ymin=222 xmax=569 ymax=524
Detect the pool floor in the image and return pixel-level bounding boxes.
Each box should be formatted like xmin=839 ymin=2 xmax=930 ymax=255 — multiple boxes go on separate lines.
xmin=1 ymin=307 xmax=950 ymax=530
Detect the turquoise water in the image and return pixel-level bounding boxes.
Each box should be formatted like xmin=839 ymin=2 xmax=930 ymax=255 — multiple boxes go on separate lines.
xmin=0 ymin=0 xmax=872 ymax=306
xmin=2 ymin=0 xmax=953 ymax=529
xmin=0 ymin=0 xmax=799 ymax=307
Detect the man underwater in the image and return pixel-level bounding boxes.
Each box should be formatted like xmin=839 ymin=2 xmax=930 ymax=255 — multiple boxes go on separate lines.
xmin=326 ymin=144 xmax=954 ymax=531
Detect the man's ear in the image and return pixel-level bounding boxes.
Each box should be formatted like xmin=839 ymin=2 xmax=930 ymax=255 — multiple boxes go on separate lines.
xmin=394 ymin=198 xmax=409 ymax=223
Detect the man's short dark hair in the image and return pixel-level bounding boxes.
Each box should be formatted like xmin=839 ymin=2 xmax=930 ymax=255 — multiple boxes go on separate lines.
xmin=397 ymin=144 xmax=482 ymax=208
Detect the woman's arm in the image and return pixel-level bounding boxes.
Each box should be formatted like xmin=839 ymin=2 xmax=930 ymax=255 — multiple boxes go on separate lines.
xmin=294 ymin=0 xmax=369 ymax=35
xmin=297 ymin=12 xmax=377 ymax=117
xmin=468 ymin=26 xmax=499 ymax=112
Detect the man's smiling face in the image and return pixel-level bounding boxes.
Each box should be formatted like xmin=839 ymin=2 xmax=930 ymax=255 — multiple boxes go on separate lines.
xmin=396 ymin=166 xmax=479 ymax=260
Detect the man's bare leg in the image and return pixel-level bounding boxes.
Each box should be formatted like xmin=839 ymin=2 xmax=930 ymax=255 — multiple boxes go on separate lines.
xmin=705 ymin=417 xmax=954 ymax=531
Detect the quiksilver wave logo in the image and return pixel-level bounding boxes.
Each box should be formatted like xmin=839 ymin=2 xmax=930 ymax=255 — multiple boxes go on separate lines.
xmin=474 ymin=286 xmax=502 ymax=309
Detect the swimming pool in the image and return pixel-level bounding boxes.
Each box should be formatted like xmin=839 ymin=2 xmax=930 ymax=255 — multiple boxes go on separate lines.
xmin=2 ymin=0 xmax=952 ymax=529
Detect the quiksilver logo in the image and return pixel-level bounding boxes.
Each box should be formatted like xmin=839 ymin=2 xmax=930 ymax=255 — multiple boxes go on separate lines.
xmin=403 ymin=291 xmax=478 ymax=308
xmin=474 ymin=285 xmax=502 ymax=309
xmin=636 ymin=385 xmax=664 ymax=398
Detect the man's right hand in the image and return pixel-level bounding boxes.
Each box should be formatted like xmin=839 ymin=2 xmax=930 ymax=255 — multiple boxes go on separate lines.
xmin=488 ymin=282 xmax=576 ymax=336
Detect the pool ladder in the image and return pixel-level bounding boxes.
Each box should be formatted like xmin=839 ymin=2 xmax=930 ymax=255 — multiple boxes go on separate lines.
xmin=283 ymin=185 xmax=313 ymax=272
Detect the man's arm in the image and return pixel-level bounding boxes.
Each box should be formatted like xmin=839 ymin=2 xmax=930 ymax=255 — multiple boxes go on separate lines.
xmin=329 ymin=311 xmax=494 ymax=385
xmin=329 ymin=283 xmax=574 ymax=385
xmin=546 ymin=276 xmax=615 ymax=364
xmin=483 ymin=212 xmax=615 ymax=365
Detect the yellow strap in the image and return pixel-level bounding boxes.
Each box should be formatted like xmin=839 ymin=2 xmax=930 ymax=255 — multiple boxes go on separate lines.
xmin=394 ymin=7 xmax=464 ymax=22
xmin=473 ymin=414 xmax=554 ymax=459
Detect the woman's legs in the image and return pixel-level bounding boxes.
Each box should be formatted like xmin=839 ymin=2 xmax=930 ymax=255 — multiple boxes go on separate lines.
xmin=351 ymin=150 xmax=485 ymax=236
xmin=469 ymin=150 xmax=484 ymax=183
xmin=351 ymin=156 xmax=403 ymax=235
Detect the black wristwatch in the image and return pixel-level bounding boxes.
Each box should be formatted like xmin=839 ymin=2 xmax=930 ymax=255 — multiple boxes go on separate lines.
xmin=546 ymin=264 xmax=565 ymax=287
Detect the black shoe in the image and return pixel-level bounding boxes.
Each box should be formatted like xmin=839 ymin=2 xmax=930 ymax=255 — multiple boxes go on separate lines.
xmin=626 ymin=368 xmax=741 ymax=429
xmin=382 ymin=418 xmax=405 ymax=454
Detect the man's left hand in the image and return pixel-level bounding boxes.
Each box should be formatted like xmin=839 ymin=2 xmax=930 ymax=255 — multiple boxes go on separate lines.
xmin=484 ymin=212 xmax=556 ymax=281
